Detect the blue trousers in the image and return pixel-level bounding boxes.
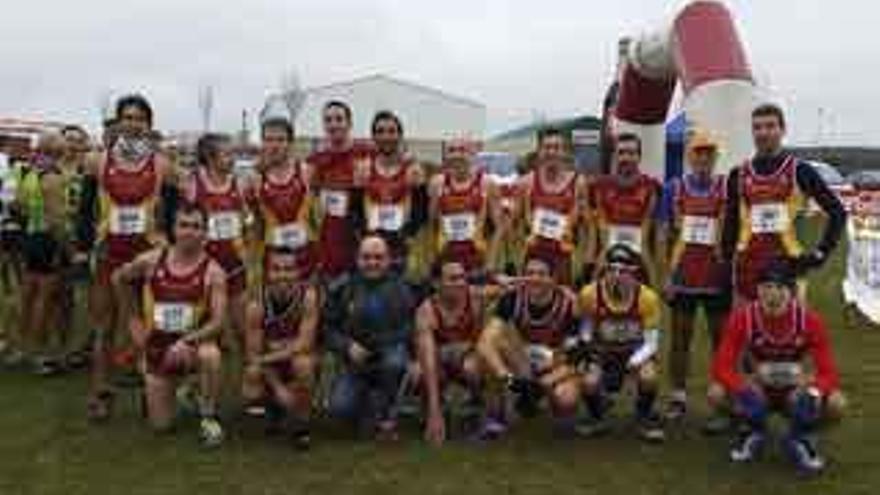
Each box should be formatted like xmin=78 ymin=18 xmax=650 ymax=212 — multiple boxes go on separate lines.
xmin=328 ymin=344 xmax=408 ymax=424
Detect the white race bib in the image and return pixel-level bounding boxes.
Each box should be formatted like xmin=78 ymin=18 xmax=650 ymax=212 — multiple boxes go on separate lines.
xmin=207 ymin=211 xmax=242 ymax=241
xmin=369 ymin=204 xmax=405 ymax=232
xmin=442 ymin=213 xmax=477 ymax=242
xmin=756 ymin=361 xmax=803 ymax=388
xmin=608 ymin=224 xmax=642 ymax=253
xmin=153 ymin=302 xmax=196 ymax=334
xmin=681 ymin=215 xmax=717 ymax=246
xmin=597 ymin=318 xmax=642 ymax=343
xmin=321 ymin=189 xmax=349 ymax=217
xmin=751 ymin=203 xmax=789 ymax=234
xmin=527 ymin=344 xmax=555 ymax=372
xmin=271 ymin=223 xmax=308 ymax=249
xmin=532 ymin=208 xmax=568 ymax=241
xmin=109 ymin=205 xmax=147 ymax=235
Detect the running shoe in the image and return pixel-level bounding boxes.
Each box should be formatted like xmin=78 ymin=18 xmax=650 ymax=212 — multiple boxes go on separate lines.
xmin=782 ymin=434 xmax=825 ymax=475
xmin=730 ymin=431 xmax=766 ymax=463
xmin=199 ymin=416 xmax=224 ymax=448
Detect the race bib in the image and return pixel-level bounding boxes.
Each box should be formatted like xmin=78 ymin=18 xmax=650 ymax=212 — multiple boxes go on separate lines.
xmin=751 ymin=203 xmax=789 ymax=234
xmin=681 ymin=215 xmax=717 ymax=246
xmin=369 ymin=204 xmax=405 ymax=232
xmin=153 ymin=302 xmax=196 ymax=334
xmin=756 ymin=361 xmax=803 ymax=388
xmin=597 ymin=318 xmax=642 ymax=343
xmin=321 ymin=189 xmax=349 ymax=217
xmin=527 ymin=344 xmax=555 ymax=372
xmin=532 ymin=207 xmax=568 ymax=241
xmin=442 ymin=213 xmax=477 ymax=242
xmin=109 ymin=205 xmax=147 ymax=235
xmin=439 ymin=342 xmax=472 ymax=366
xmin=607 ymin=224 xmax=642 ymax=253
xmin=271 ymin=223 xmax=308 ymax=249
xmin=207 ymin=211 xmax=242 ymax=241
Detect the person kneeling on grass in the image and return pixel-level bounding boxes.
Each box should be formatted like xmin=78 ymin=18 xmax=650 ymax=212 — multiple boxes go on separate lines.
xmin=324 ymin=235 xmax=418 ymax=440
xmin=113 ymin=204 xmax=227 ymax=447
xmin=416 ymin=258 xmax=508 ymax=445
xmin=242 ymin=248 xmax=320 ymax=450
xmin=710 ymin=259 xmax=845 ymax=475
xmin=573 ymin=244 xmax=665 ymax=443
xmin=476 ymin=254 xmax=581 ymax=439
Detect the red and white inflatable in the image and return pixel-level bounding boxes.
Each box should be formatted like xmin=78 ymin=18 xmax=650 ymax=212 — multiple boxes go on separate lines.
xmin=613 ymin=1 xmax=757 ymax=177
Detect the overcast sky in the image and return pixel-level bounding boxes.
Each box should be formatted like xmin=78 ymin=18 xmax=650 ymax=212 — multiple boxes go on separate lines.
xmin=0 ymin=0 xmax=875 ymax=145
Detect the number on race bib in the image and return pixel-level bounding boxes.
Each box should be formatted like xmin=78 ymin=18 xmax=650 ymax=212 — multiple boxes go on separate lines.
xmin=271 ymin=223 xmax=308 ymax=249
xmin=532 ymin=208 xmax=568 ymax=241
xmin=321 ymin=190 xmax=349 ymax=217
xmin=369 ymin=204 xmax=405 ymax=232
xmin=153 ymin=303 xmax=196 ymax=334
xmin=608 ymin=225 xmax=642 ymax=253
xmin=109 ymin=205 xmax=147 ymax=235
xmin=207 ymin=211 xmax=242 ymax=241
xmin=598 ymin=318 xmax=642 ymax=343
xmin=681 ymin=215 xmax=717 ymax=246
xmin=442 ymin=213 xmax=477 ymax=242
xmin=751 ymin=203 xmax=789 ymax=234
xmin=527 ymin=345 xmax=555 ymax=372
xmin=757 ymin=362 xmax=803 ymax=388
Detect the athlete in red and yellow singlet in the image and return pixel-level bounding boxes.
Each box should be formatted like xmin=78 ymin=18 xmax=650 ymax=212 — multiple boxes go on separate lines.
xmin=78 ymin=95 xmax=179 ymax=421
xmin=309 ymin=101 xmax=373 ymax=279
xmin=112 ymin=205 xmax=226 ymax=443
xmin=250 ymin=117 xmax=316 ymax=281
xmin=356 ymin=111 xmax=428 ymax=277
xmin=590 ymin=172 xmax=658 ymax=264
xmin=733 ymin=155 xmax=804 ymax=300
xmin=435 ymin=169 xmax=488 ymax=275
xmin=416 ymin=259 xmax=494 ymax=445
xmin=242 ymin=248 xmax=320 ymax=446
xmin=577 ymin=245 xmax=664 ymax=442
xmin=192 ymin=166 xmax=248 ymax=297
xmin=519 ymin=128 xmax=588 ymax=285
xmin=252 ymin=160 xmax=315 ymax=278
xmin=430 ymin=138 xmax=493 ymax=278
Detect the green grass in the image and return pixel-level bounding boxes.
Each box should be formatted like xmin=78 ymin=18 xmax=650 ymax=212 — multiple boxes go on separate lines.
xmin=2 ymin=223 xmax=880 ymax=494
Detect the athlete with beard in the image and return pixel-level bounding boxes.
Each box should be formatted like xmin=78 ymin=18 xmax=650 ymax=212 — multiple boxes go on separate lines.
xmin=77 ymin=94 xmax=180 ymax=420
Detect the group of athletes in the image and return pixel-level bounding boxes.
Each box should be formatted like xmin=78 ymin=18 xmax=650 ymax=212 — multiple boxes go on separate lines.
xmin=0 ymin=94 xmax=850 ymax=475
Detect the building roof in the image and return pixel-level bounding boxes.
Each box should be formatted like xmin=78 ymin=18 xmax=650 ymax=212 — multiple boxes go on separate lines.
xmin=305 ymin=74 xmax=485 ymax=110
xmin=491 ymin=114 xmax=602 ymax=142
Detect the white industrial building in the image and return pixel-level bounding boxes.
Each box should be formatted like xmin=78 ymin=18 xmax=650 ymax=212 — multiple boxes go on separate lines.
xmin=292 ymin=74 xmax=486 ymax=163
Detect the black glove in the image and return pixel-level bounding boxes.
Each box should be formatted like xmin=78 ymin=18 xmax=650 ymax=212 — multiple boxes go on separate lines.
xmin=564 ymin=341 xmax=596 ymax=368
xmin=507 ymin=375 xmax=543 ymax=419
xmin=793 ymin=250 xmax=826 ymax=276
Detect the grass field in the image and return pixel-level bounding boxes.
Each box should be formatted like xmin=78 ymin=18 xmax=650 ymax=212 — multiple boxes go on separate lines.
xmin=1 ymin=224 xmax=880 ymax=494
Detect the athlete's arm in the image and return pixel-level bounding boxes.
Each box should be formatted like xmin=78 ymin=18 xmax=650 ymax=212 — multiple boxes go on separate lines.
xmin=711 ymin=309 xmax=750 ymax=394
xmin=796 ymin=161 xmax=847 ymax=263
xmin=112 ymin=249 xmax=161 ymax=345
xmin=75 ymin=153 xmax=101 ymax=251
xmin=720 ymin=167 xmax=741 ymax=262
xmin=627 ymin=288 xmax=662 ymax=368
xmin=156 ymin=154 xmax=180 ymax=242
xmin=575 ymin=175 xmax=595 ymax=274
xmin=415 ymin=301 xmax=445 ymax=444
xmin=804 ymin=310 xmax=841 ymax=395
xmin=405 ymin=162 xmax=429 ymax=237
xmin=181 ymin=262 xmax=227 ymax=345
xmin=293 ymin=284 xmax=320 ymax=354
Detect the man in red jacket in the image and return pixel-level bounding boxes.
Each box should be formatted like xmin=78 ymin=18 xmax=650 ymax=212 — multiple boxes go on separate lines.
xmin=711 ymin=259 xmax=846 ymax=475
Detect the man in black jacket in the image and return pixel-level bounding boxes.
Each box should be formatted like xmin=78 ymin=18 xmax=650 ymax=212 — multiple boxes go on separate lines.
xmin=720 ymin=103 xmax=846 ymax=303
xmin=325 ymin=235 xmax=417 ymax=440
